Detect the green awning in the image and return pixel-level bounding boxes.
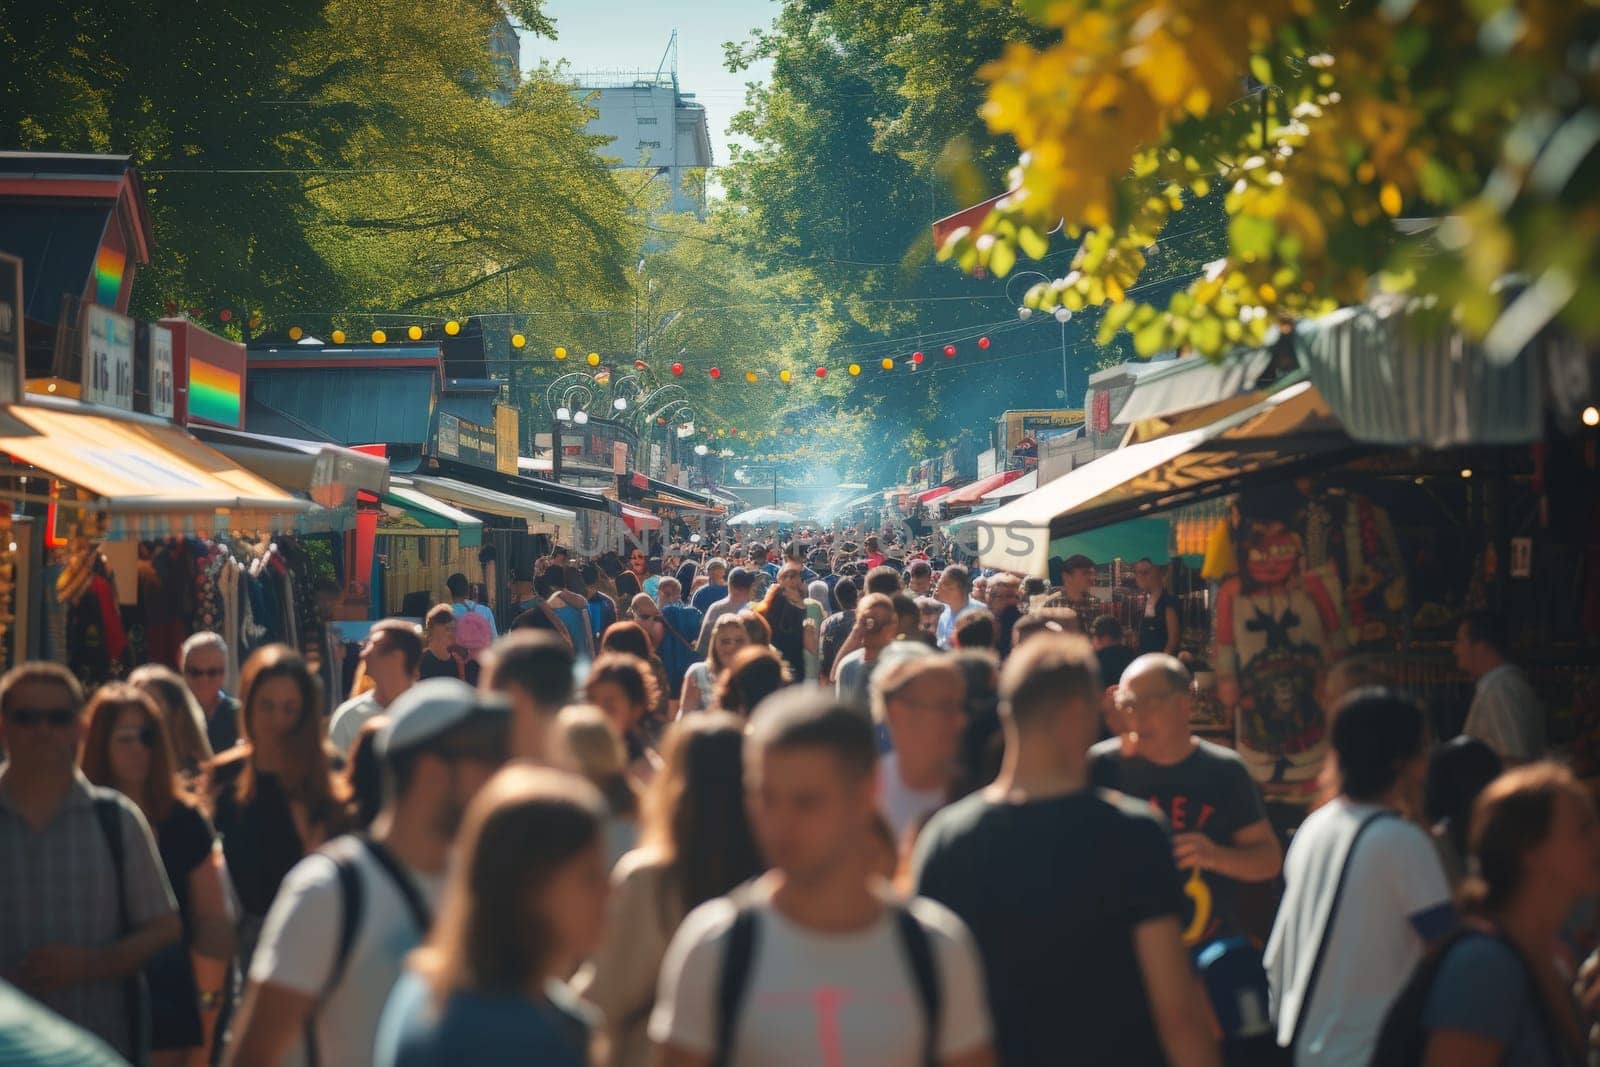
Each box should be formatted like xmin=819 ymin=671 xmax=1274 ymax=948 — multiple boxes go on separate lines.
xmin=1050 ymin=518 xmax=1170 ymax=565
xmin=382 ymin=485 xmax=484 ymax=547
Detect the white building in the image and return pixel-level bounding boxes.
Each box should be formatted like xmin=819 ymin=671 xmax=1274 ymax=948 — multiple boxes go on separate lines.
xmin=486 ymin=11 xmax=519 ymax=105
xmin=574 ymin=73 xmax=712 ymax=218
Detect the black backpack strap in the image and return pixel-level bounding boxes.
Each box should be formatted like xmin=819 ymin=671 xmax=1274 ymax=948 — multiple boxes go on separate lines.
xmin=713 ymin=899 xmax=760 ymax=1067
xmin=92 ymin=795 xmax=131 ymax=933
xmin=1290 ymin=809 xmax=1396 ymax=1048
xmin=894 ymin=906 xmax=942 ymax=1067
xmin=303 ymin=837 xmax=365 ymax=1067
xmin=359 ymin=836 xmax=432 ymax=934
xmin=92 ymin=794 xmax=145 ymax=1066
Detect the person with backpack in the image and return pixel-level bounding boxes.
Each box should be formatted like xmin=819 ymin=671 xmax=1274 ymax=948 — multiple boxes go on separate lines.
xmin=224 ymin=678 xmax=509 ymax=1066
xmin=1263 ymin=688 xmax=1454 ymax=1067
xmin=1371 ymin=762 xmax=1597 ymax=1067
xmin=650 ymin=688 xmax=994 ymax=1067
xmin=0 ymin=663 xmax=182 ymax=1065
xmin=912 ymin=635 xmax=1218 ymax=1067
xmin=445 ymin=572 xmax=497 ymax=662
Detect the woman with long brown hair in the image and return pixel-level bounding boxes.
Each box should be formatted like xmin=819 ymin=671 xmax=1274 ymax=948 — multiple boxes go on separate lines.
xmin=206 ymin=644 xmax=348 ymax=962
xmin=128 ymin=664 xmax=213 ymax=782
xmin=573 ymin=712 xmax=762 ymax=1067
xmin=82 ymin=684 xmax=236 ymax=1066
xmin=754 ymin=563 xmax=815 ymax=683
xmin=1405 ymin=763 xmax=1599 ymax=1065
xmin=583 ymin=653 xmax=662 ymax=785
xmin=374 ymin=766 xmax=610 ymax=1065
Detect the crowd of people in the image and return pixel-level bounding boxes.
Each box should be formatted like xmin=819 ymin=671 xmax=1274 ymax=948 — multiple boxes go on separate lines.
xmin=0 ymin=527 xmax=1592 ymax=1067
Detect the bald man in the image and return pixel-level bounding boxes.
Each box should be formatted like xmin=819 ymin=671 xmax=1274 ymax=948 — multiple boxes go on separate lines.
xmin=1089 ymin=654 xmax=1281 ymax=946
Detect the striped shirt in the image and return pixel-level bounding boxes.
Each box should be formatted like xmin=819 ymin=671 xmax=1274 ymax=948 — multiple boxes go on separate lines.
xmin=0 ymin=768 xmax=177 ymax=1057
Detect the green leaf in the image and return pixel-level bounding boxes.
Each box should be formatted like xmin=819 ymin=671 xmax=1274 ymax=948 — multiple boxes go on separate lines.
xmin=989 ymin=238 xmax=1017 ymax=277
xmin=1017 ymin=225 xmax=1049 ymax=260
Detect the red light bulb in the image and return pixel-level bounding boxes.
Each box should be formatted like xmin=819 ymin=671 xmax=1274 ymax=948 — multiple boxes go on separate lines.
xmin=671 ymin=362 xmax=684 ymax=376
xmin=944 ymin=344 xmax=956 ymax=357
xmin=977 ymin=336 xmax=990 ymax=349
xmin=912 ymin=352 xmax=924 ymax=365
xmin=709 ymin=367 xmax=721 ymax=380
xmin=815 ymin=366 xmax=827 ymax=378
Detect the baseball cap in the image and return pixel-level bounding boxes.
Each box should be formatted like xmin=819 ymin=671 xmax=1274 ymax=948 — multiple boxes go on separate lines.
xmin=378 ymin=678 xmax=510 ymax=758
xmin=1062 ymin=554 xmax=1096 ymax=572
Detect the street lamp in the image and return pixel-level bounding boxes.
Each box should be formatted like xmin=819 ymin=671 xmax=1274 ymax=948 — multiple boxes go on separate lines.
xmin=694 ymin=443 xmax=709 ymax=456
xmin=613 ymin=397 xmax=628 ymax=411
xmin=1007 ymin=270 xmax=1076 ymax=405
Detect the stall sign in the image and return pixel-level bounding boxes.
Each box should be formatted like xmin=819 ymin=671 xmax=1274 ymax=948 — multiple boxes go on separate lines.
xmin=182 ymin=324 xmax=246 ymax=428
xmin=81 ymin=304 xmax=135 ymax=409
xmin=494 ymin=404 xmax=518 ymax=475
xmin=148 ymin=324 xmax=174 ymax=418
xmin=613 ymin=441 xmax=628 ymax=475
xmin=434 ymin=412 xmax=497 ymax=470
xmin=0 ymin=253 xmax=23 ymax=405
xmin=1511 ymin=537 xmax=1532 ymax=579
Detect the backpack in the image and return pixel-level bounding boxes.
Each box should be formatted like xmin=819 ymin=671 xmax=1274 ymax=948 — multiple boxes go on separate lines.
xmin=1369 ymin=928 xmax=1563 ymax=1067
xmin=301 ymin=836 xmax=432 ymax=1067
xmin=454 ymin=602 xmax=494 ymax=658
xmin=713 ymin=896 xmax=941 ymax=1067
xmin=92 ymin=792 xmax=151 ymax=1067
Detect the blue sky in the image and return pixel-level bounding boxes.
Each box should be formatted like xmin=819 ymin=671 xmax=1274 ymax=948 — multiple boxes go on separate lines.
xmin=519 ymin=0 xmax=778 ymax=169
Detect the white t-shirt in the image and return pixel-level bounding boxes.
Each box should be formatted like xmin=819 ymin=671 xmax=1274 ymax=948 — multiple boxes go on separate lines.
xmin=880 ymin=752 xmax=947 ymax=843
xmin=1463 ymin=663 xmax=1546 ymax=761
xmin=1264 ymin=797 xmax=1451 ymax=1067
xmin=250 ymin=839 xmax=445 ymax=1067
xmin=936 ymin=599 xmax=981 ymax=650
xmin=328 ymin=691 xmax=383 ymax=757
xmin=650 ymin=887 xmax=992 ymax=1066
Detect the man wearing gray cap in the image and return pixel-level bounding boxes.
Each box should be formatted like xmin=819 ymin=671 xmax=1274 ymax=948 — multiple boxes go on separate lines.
xmin=225 ymin=679 xmax=509 ymax=1067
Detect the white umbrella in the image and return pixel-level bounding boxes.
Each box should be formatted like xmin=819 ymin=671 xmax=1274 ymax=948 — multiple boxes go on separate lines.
xmin=728 ymin=507 xmax=795 ymax=526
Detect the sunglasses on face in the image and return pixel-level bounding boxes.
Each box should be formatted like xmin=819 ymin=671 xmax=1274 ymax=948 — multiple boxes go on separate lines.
xmin=113 ymin=725 xmax=161 ymax=747
xmin=6 ymin=707 xmax=77 ymax=728
xmin=184 ymin=667 xmax=225 ymax=679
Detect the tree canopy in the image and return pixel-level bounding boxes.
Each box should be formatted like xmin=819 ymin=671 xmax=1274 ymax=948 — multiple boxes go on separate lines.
xmin=941 ymin=0 xmax=1600 ymax=359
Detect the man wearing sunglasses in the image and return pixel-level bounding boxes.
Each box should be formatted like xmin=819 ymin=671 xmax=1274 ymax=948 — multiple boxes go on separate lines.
xmin=229 ymin=679 xmax=510 ymax=1067
xmin=180 ymin=631 xmax=239 ymax=755
xmin=0 ymin=662 xmax=181 ymax=1061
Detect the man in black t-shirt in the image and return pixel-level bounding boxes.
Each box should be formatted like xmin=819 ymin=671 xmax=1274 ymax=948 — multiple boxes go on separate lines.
xmin=913 ymin=636 xmax=1219 ymax=1067
xmin=1090 ymin=654 xmax=1281 ymax=947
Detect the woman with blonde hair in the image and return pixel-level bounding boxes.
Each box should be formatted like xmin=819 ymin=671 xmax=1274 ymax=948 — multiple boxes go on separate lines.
xmin=129 ymin=663 xmax=213 ymax=781
xmin=82 ymin=684 xmax=236 ymax=1065
xmin=678 ymin=613 xmax=750 ymax=717
xmin=551 ymin=704 xmax=641 ymax=866
xmin=375 ymin=766 xmax=611 ymax=1065
xmin=574 ymin=712 xmax=762 ymax=1065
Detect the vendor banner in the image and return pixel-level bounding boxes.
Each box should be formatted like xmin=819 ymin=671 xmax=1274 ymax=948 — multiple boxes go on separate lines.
xmin=433 ymin=412 xmax=497 ymax=470
xmin=147 ymin=324 xmax=174 ymax=418
xmin=82 ymin=304 xmax=134 ymax=410
xmin=494 ymin=404 xmax=518 ymax=475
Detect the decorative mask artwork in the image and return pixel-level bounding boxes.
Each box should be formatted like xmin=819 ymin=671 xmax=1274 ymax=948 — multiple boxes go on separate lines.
xmin=1214 ymin=488 xmax=1347 ymax=795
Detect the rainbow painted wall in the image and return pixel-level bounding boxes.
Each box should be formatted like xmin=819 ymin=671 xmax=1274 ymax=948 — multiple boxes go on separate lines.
xmin=94 ymin=244 xmax=125 ymax=307
xmin=188 ymin=358 xmax=240 ymax=427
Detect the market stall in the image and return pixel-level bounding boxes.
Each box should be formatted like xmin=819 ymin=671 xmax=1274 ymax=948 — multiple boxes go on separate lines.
xmin=970 ymin=302 xmax=1600 ymax=804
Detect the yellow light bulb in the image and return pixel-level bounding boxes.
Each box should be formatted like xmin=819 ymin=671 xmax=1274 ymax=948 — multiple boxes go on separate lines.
xmin=511 ymin=333 xmax=526 ymax=349
xmin=331 ymin=329 xmax=345 ymax=344
xmin=1583 ymin=405 xmax=1599 ymax=427
xmin=287 ymin=325 xmax=303 ymax=341
xmin=554 ymin=346 xmax=567 ymax=360
xmin=881 ymin=357 xmax=894 ymax=370
xmin=848 ymin=363 xmax=860 ymax=376
xmin=746 ymin=371 xmax=759 ymax=383
xmin=371 ymin=329 xmax=387 ymax=344
xmin=407 ymin=325 xmax=422 ymax=341
xmin=587 ymin=352 xmax=600 ymax=366
xmin=778 ymin=369 xmax=791 ymax=383
xmin=444 ymin=320 xmax=461 ymax=336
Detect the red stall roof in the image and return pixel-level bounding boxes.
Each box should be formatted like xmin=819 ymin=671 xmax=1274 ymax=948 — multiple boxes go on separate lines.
xmin=942 ymin=469 xmax=1024 ymax=506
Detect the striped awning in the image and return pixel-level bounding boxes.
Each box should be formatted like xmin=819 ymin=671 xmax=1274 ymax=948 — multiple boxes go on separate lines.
xmin=1294 ymin=295 xmax=1545 ymax=448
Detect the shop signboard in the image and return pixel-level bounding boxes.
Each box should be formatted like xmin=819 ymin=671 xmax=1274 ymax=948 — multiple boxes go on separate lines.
xmin=493 ymin=404 xmax=518 ymax=475
xmin=434 ymin=412 xmax=497 ymax=470
xmin=177 ymin=322 xmax=246 ymax=428
xmin=0 ymin=252 xmax=23 ymax=405
xmin=994 ymin=408 xmax=1084 ymax=456
xmin=148 ymin=324 xmax=174 ymax=418
xmin=81 ymin=304 xmax=135 ymax=409
xmin=613 ymin=441 xmax=628 ymax=474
